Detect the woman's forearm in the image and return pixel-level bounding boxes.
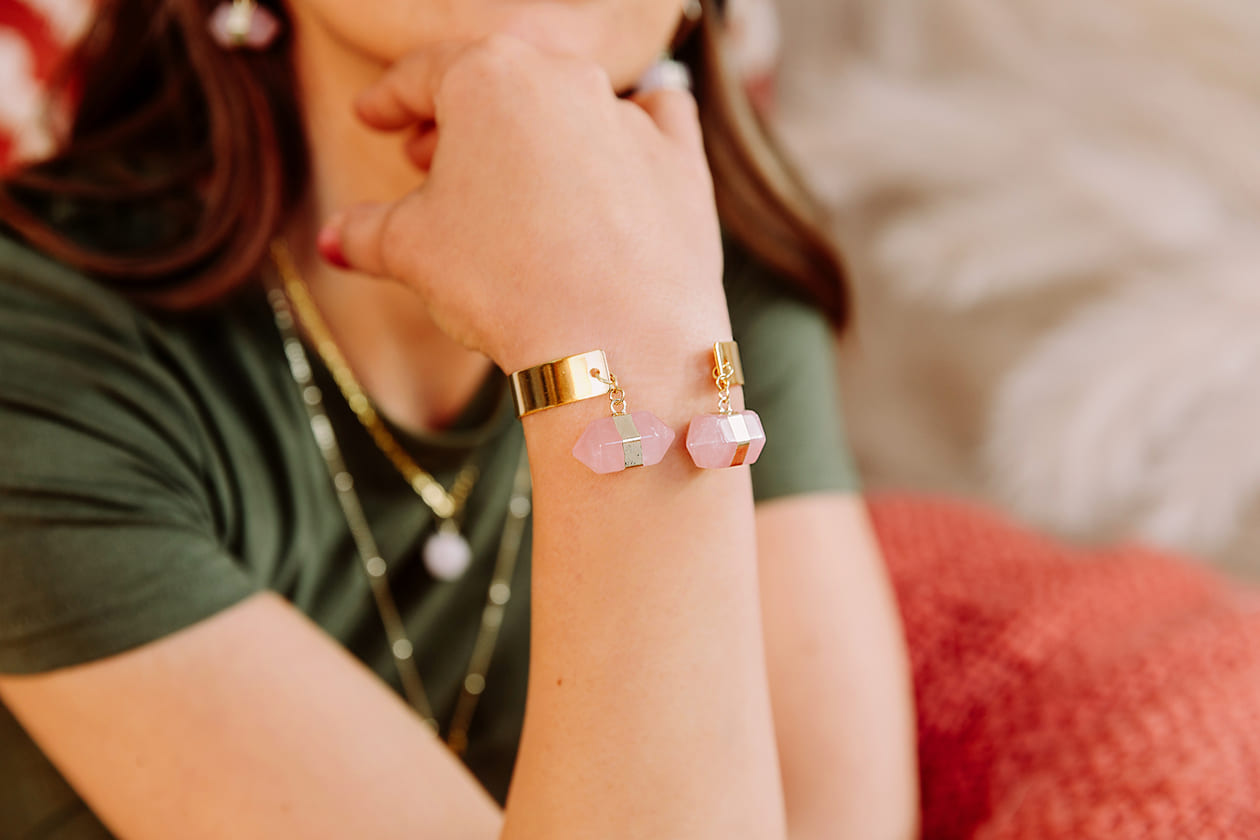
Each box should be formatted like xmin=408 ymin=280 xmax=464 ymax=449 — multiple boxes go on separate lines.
xmin=758 ymin=497 xmax=920 ymax=840
xmin=505 ymin=347 xmax=786 ymax=840
xmin=323 ymin=38 xmax=784 ymax=838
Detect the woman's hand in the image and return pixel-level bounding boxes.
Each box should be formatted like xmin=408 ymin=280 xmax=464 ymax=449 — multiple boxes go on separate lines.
xmin=323 ymin=35 xmax=728 ymax=374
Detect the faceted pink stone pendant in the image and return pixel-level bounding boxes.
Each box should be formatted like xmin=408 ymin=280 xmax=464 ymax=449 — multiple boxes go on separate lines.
xmin=573 ymin=411 xmax=675 ymax=474
xmin=686 ymin=410 xmax=766 ymax=469
xmin=208 ymin=1 xmax=281 ymax=50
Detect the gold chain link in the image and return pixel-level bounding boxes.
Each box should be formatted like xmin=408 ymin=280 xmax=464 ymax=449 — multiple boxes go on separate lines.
xmin=266 ymin=242 xmax=530 ymax=758
xmin=270 ymin=240 xmax=478 ymax=522
xmin=591 ymin=368 xmax=629 ymax=416
xmin=713 ymin=360 xmax=734 ymax=416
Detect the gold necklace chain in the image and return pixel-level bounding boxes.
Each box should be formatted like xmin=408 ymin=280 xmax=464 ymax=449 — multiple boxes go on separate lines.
xmin=270 ymin=239 xmax=477 ymax=521
xmin=266 ymin=243 xmax=530 ymax=756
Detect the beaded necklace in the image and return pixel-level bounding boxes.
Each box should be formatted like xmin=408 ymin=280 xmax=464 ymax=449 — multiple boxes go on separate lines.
xmin=265 ymin=248 xmax=530 ymax=756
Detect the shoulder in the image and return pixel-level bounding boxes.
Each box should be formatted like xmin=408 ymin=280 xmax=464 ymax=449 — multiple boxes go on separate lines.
xmin=0 ymin=235 xmax=210 ymax=472
xmin=0 ymin=234 xmax=154 ymax=348
xmin=720 ymin=234 xmax=862 ymax=501
xmin=722 ymin=233 xmax=837 ymax=378
xmin=0 ymin=235 xmax=261 ymax=674
xmin=723 ymin=234 xmax=821 ymax=323
xmin=0 ymin=233 xmax=279 ymax=442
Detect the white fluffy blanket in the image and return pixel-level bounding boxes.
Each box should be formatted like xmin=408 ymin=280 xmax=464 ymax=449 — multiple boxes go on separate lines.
xmin=772 ymin=0 xmax=1260 ymax=576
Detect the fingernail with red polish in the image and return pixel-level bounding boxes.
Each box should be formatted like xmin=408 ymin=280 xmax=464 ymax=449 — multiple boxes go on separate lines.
xmin=316 ymin=216 xmax=349 ymax=270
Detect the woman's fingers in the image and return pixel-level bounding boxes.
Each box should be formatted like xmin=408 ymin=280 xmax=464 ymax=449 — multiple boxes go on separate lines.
xmin=320 ymin=40 xmax=722 ymax=370
xmin=319 ymin=200 xmax=415 ymax=278
xmin=628 ymin=88 xmax=705 ymax=158
xmin=359 ymin=39 xmax=701 ymax=166
xmin=354 ymin=40 xmax=473 ymax=130
xmin=405 ymin=124 xmax=440 ymax=171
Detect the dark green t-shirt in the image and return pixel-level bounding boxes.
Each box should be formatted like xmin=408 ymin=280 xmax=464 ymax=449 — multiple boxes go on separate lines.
xmin=0 ymin=234 xmax=859 ymax=838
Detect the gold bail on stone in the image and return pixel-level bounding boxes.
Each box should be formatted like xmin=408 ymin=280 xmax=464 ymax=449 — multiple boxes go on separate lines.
xmin=685 ymin=339 xmax=768 ymax=469
xmin=712 ymin=340 xmax=745 ymax=417
xmin=571 ymin=363 xmax=676 ymax=474
xmin=611 ymin=414 xmax=645 ymax=468
xmin=593 ymin=371 xmax=643 ymax=468
xmin=713 ymin=341 xmax=745 ymax=387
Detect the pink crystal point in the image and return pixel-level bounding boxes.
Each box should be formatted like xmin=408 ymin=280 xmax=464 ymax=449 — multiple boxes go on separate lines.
xmin=686 ymin=410 xmax=766 ymax=469
xmin=208 ymin=2 xmax=281 ymax=50
xmin=573 ymin=411 xmax=675 ymax=474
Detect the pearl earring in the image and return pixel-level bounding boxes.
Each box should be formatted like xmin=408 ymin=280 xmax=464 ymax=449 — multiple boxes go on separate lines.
xmin=208 ymin=0 xmax=281 ymax=50
xmin=683 ymin=0 xmax=703 ymax=21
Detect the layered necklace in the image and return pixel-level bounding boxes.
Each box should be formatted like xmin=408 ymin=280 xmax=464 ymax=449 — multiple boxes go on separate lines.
xmin=267 ymin=240 xmax=529 ymax=756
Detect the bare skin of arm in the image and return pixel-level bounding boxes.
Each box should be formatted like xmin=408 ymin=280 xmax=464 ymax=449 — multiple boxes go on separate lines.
xmin=0 ymin=596 xmax=503 ymax=840
xmin=757 ymin=495 xmax=920 ymax=840
xmin=0 ymin=385 xmax=784 ymax=840
xmin=0 ymin=495 xmax=915 ymax=840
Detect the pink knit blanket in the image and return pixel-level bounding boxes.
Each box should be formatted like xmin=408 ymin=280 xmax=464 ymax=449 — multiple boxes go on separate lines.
xmin=874 ymin=496 xmax=1260 ymax=838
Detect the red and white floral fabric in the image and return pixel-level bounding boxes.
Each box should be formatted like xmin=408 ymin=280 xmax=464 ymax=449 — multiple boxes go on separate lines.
xmin=0 ymin=0 xmax=91 ymax=171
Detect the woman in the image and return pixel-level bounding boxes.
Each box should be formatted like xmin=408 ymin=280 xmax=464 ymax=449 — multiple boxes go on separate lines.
xmin=0 ymin=0 xmax=916 ymax=837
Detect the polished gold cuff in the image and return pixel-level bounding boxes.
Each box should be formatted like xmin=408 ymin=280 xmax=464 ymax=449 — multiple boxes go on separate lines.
xmin=510 ymin=349 xmax=612 ymax=417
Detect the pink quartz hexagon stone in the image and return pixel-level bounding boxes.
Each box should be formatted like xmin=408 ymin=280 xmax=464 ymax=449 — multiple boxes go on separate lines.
xmin=686 ymin=410 xmax=766 ymax=469
xmin=573 ymin=411 xmax=675 ymax=474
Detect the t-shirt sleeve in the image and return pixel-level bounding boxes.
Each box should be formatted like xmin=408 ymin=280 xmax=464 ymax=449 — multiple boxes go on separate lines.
xmin=0 ymin=239 xmax=261 ymax=674
xmin=724 ymin=241 xmax=862 ymax=502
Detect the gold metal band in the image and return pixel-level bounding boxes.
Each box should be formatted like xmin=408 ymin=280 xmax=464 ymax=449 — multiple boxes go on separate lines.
xmin=726 ymin=411 xmax=754 ymax=466
xmin=510 ymin=349 xmax=612 ymax=417
xmin=611 ymin=413 xmax=645 ymax=468
xmin=714 ymin=341 xmax=745 ymax=387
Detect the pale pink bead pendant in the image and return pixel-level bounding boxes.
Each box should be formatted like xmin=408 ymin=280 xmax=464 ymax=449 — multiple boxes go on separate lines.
xmin=573 ymin=411 xmax=675 ymax=474
xmin=686 ymin=410 xmax=766 ymax=469
xmin=208 ymin=1 xmax=281 ymax=50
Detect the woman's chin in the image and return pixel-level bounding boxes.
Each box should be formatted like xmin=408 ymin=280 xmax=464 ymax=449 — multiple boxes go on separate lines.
xmin=489 ymin=2 xmax=675 ymax=89
xmin=300 ymin=0 xmax=678 ymax=94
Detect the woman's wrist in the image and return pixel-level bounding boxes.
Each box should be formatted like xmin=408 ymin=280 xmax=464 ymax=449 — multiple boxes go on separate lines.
xmin=492 ymin=282 xmax=731 ymax=378
xmin=516 ymin=322 xmax=741 ymax=420
xmin=517 ymin=330 xmax=747 ymax=493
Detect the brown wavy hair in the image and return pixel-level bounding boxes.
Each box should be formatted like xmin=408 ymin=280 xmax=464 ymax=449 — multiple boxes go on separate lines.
xmin=0 ymin=0 xmax=848 ymax=323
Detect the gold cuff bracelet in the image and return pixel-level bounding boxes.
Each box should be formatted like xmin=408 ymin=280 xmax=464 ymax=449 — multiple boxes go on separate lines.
xmin=510 ymin=349 xmax=612 ymax=417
